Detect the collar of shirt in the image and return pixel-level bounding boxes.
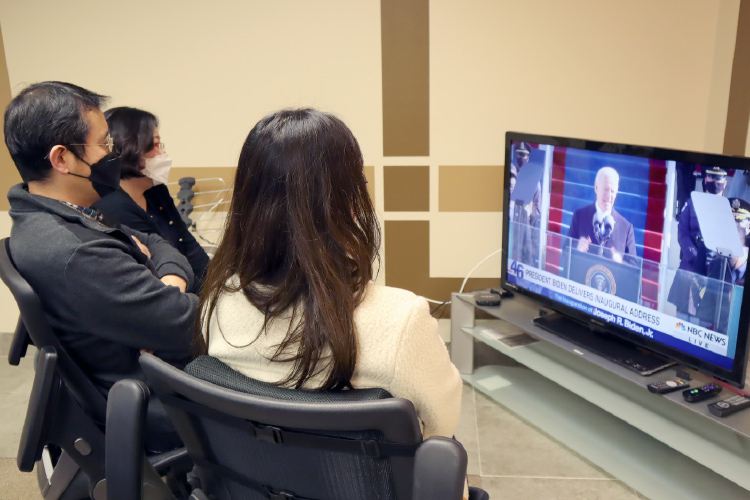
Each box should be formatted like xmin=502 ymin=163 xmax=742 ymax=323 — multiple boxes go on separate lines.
xmin=595 ymin=202 xmax=612 ymax=221
xmin=57 ymin=200 xmax=104 ymax=222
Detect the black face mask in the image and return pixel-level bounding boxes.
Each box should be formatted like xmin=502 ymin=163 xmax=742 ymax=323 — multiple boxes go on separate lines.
xmin=69 ymin=152 xmax=122 ymax=197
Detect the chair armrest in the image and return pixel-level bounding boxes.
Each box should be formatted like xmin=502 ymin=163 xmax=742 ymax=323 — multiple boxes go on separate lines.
xmin=106 ymin=379 xmax=150 ymax=500
xmin=8 ymin=316 xmax=31 ymax=366
xmin=412 ymin=437 xmax=468 ymax=500
xmin=17 ymin=346 xmax=57 ymax=472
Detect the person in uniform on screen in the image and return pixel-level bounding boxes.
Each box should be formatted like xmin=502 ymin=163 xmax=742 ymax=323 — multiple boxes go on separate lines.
xmin=696 ymin=197 xmax=750 ymax=334
xmin=511 ymin=141 xmax=541 ymax=226
xmin=508 ymin=168 xmax=533 ymax=265
xmin=668 ymin=166 xmax=728 ymax=322
xmin=567 ymin=166 xmax=636 ymax=263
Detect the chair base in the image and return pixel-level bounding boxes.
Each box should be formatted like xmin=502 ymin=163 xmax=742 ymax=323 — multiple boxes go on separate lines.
xmin=468 ymin=486 xmax=490 ymax=500
xmin=36 ymin=448 xmax=91 ymax=500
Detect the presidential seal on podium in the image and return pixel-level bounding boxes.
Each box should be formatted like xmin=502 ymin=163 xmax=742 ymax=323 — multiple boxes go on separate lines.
xmin=585 ymin=264 xmax=617 ymax=294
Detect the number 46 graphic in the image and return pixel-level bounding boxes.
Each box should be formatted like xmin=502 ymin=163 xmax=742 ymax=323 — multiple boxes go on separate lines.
xmin=510 ymin=261 xmax=525 ymax=279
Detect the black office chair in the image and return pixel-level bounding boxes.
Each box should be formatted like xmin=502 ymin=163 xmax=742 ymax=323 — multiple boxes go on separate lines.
xmin=0 ymin=237 xmax=188 ymax=499
xmin=106 ymin=353 xmax=489 ymax=500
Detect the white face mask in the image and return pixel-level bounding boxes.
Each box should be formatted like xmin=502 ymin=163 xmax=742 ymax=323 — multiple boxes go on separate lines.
xmin=143 ymin=154 xmax=173 ymax=185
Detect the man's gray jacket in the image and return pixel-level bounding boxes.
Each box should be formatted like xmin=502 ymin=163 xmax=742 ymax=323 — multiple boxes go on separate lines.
xmin=7 ymin=183 xmax=198 ymax=395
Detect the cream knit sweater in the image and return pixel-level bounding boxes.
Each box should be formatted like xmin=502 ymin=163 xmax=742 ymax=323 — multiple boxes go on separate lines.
xmin=205 ymin=279 xmax=463 ymax=439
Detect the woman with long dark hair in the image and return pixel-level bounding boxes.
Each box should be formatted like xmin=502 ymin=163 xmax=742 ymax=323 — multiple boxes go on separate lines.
xmin=200 ymin=108 xmax=462 ymax=439
xmin=93 ymin=107 xmax=209 ymax=292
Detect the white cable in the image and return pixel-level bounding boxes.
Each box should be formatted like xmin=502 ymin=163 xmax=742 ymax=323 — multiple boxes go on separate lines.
xmin=192 ymin=200 xmax=231 ymax=209
xmin=458 ymin=247 xmax=503 ymax=294
xmin=419 ymin=246 xmax=503 ymax=305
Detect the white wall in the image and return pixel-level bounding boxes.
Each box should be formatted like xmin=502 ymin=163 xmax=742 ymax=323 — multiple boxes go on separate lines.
xmin=0 ymin=0 xmax=384 ymax=168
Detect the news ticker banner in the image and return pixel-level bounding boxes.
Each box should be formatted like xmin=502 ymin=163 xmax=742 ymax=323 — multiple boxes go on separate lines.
xmin=506 ymin=259 xmax=730 ymax=358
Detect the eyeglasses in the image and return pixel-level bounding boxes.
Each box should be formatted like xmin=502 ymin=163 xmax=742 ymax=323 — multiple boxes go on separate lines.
xmin=70 ymin=133 xmax=115 ymax=153
xmin=154 ymin=142 xmax=166 ymax=154
xmin=43 ymin=133 xmax=114 ymax=159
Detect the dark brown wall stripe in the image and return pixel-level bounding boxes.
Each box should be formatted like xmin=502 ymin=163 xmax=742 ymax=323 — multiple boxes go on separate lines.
xmin=0 ymin=25 xmax=20 ymax=211
xmin=723 ymin=0 xmax=750 ymax=156
xmin=384 ymin=220 xmax=499 ymax=304
xmin=384 ymin=166 xmax=429 ymax=211
xmin=381 ymin=0 xmax=429 ymax=156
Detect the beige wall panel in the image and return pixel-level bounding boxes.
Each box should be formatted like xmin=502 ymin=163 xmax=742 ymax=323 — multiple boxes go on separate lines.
xmin=431 ymin=0 xmax=725 ymax=166
xmin=439 ymin=165 xmax=503 ymax=212
xmin=384 ymin=166 xmax=429 ymax=211
xmin=0 ymin=1 xmax=383 ymax=169
xmin=704 ymin=0 xmax=741 ymax=153
xmin=0 ymin=211 xmax=18 ymax=332
xmin=0 ymin=25 xmax=20 ymax=211
xmin=429 ymin=212 xmax=503 ymax=279
xmin=723 ymin=0 xmax=750 ymax=155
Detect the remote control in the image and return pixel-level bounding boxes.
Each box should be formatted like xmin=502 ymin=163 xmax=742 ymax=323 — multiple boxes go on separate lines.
xmin=491 ymin=287 xmax=514 ymax=298
xmin=708 ymin=395 xmax=750 ymax=417
xmin=647 ymin=378 xmax=690 ymax=394
xmin=474 ymin=294 xmax=501 ymax=307
xmin=682 ymin=383 xmax=722 ymax=402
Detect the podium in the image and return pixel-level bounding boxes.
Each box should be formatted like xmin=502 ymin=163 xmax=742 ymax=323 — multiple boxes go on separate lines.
xmin=568 ymin=249 xmax=642 ymax=302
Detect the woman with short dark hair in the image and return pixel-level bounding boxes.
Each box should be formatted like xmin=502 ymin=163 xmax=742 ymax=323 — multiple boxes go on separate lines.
xmin=200 ymin=108 xmax=462 ymax=439
xmin=93 ymin=107 xmax=209 ymax=292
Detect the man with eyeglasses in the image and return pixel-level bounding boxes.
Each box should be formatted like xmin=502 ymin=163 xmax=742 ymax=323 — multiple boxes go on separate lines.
xmin=3 ymin=81 xmax=196 ymax=452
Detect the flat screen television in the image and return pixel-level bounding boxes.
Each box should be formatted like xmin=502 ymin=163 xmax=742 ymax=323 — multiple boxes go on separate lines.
xmin=501 ymin=131 xmax=750 ymax=388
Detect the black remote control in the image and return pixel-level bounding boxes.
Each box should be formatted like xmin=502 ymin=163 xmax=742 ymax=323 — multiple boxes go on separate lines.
xmin=683 ymin=383 xmax=722 ymax=402
xmin=708 ymin=395 xmax=750 ymax=417
xmin=647 ymin=378 xmax=690 ymax=394
xmin=474 ymin=294 xmax=501 ymax=306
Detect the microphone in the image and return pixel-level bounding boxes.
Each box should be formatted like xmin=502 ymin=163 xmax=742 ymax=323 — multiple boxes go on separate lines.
xmin=602 ymin=214 xmax=615 ymax=241
xmin=592 ymin=213 xmax=602 ymax=244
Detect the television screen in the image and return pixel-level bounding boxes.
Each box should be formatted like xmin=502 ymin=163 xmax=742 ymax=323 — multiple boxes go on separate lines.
xmin=502 ymin=132 xmax=750 ymax=387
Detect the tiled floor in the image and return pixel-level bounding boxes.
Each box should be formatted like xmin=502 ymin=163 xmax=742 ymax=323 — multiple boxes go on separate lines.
xmin=454 ymin=342 xmax=646 ymax=499
xmin=0 ymin=333 xmax=647 ymax=499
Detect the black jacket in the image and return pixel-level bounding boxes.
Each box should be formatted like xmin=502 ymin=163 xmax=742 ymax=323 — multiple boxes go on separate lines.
xmin=93 ymin=184 xmax=209 ymax=292
xmin=8 ymin=183 xmax=198 ymax=395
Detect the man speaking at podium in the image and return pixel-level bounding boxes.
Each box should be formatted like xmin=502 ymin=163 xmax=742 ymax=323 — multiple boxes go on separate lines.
xmin=567 ymin=167 xmax=636 ymax=263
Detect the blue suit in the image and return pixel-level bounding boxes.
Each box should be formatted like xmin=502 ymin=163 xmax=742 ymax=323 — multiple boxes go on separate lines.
xmin=567 ymin=203 xmax=636 ymax=259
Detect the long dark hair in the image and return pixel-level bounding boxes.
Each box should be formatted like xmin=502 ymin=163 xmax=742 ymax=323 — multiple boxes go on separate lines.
xmin=104 ymin=107 xmax=158 ymax=179
xmin=199 ymin=109 xmax=380 ymax=390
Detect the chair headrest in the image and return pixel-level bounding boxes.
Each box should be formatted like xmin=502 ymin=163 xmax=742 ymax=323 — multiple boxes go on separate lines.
xmin=185 ymin=356 xmax=392 ymax=403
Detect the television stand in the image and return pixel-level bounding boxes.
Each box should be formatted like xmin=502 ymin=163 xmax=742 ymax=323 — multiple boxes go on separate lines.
xmin=450 ymin=291 xmax=750 ymax=500
xmin=533 ymin=312 xmax=674 ymax=376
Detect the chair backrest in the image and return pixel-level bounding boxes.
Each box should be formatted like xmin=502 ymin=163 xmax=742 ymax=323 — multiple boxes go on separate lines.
xmin=140 ymin=354 xmax=429 ymax=500
xmin=0 ymin=237 xmax=108 ymax=424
